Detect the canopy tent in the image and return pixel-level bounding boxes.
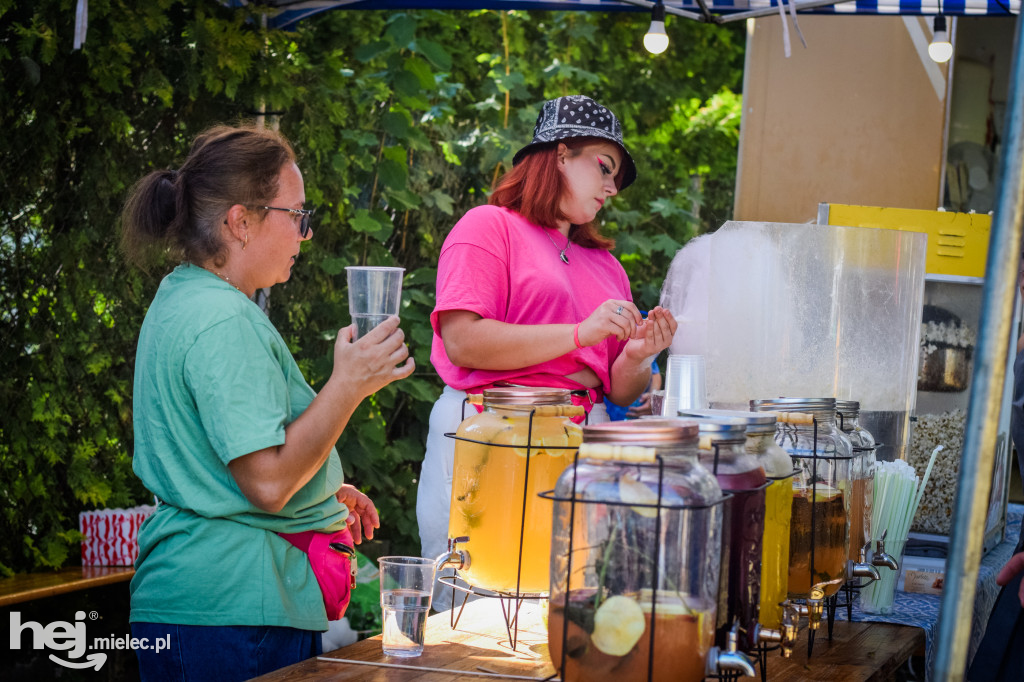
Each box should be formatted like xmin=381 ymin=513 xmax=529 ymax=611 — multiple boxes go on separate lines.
xmin=240 ymin=0 xmax=1019 ymax=29
xmin=65 ymin=1 xmax=1022 ymax=679
xmin=220 ymin=5 xmax=1024 ymax=682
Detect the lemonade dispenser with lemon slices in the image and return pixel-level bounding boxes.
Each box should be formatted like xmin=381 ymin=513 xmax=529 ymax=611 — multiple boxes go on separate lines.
xmin=446 ymin=387 xmax=582 ymax=596
xmin=544 ymin=420 xmax=755 ymax=681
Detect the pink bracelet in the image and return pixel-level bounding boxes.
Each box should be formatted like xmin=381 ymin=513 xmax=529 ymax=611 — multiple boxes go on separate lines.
xmin=573 ymin=322 xmax=584 ymax=349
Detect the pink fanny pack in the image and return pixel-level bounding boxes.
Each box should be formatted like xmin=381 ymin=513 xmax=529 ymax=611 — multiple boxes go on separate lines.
xmin=277 ymin=527 xmax=356 ymax=621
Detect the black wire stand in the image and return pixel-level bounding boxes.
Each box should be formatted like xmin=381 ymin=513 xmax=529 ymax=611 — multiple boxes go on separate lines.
xmin=833 ymin=409 xmax=886 ymax=622
xmin=749 ymin=465 xmax=800 ymax=682
xmin=702 ymin=437 xmax=776 ymax=682
xmin=440 ymin=397 xmax=586 ymax=650
xmin=707 ymin=439 xmax=773 ymax=648
xmin=776 ymin=415 xmax=855 ymax=658
xmin=538 ymin=452 xmax=731 ymax=682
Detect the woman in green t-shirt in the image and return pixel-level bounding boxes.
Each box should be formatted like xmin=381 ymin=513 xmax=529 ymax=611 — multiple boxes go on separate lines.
xmin=120 ymin=125 xmax=415 ymax=680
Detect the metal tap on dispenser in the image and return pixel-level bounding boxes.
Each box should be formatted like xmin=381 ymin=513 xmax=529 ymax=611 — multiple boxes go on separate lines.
xmin=709 ymin=621 xmax=757 ymax=677
xmin=870 ymin=530 xmax=900 ymax=571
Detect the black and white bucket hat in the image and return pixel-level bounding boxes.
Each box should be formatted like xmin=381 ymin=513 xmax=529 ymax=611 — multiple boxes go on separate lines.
xmin=512 ymin=95 xmax=637 ymax=190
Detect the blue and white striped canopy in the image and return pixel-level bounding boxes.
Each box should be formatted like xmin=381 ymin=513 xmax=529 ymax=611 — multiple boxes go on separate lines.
xmin=229 ymin=0 xmax=1017 ymax=29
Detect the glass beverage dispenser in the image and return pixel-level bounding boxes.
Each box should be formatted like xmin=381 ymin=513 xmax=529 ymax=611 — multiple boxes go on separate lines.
xmin=447 ymin=387 xmax=582 ymax=595
xmin=545 ymin=420 xmax=755 ymax=681
xmin=750 ymin=399 xmax=853 ymax=605
xmin=691 ymin=418 xmax=768 ymax=652
xmin=835 ymin=400 xmax=877 ymax=563
xmin=679 ymin=409 xmax=796 ymax=637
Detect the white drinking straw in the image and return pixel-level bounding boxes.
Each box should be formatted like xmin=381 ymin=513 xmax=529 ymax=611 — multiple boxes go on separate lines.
xmin=911 ymin=444 xmax=944 ymax=520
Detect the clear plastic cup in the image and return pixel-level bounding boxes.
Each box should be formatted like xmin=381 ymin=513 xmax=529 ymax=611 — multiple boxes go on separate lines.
xmin=664 ymin=355 xmax=707 ymax=412
xmin=346 ymin=266 xmax=404 ymax=339
xmin=378 ymin=556 xmax=436 ymax=657
xmin=858 ymin=542 xmax=907 ymax=614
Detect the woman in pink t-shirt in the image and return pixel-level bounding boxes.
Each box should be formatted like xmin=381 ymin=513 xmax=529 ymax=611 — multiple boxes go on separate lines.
xmin=417 ymin=96 xmax=677 ymax=607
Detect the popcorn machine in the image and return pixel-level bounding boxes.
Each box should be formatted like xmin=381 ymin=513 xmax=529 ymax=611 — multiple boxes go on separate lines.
xmin=817 ymin=204 xmax=1016 ymax=556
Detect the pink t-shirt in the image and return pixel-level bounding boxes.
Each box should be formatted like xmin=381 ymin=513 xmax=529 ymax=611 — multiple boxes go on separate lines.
xmin=430 ymin=204 xmax=632 ymax=395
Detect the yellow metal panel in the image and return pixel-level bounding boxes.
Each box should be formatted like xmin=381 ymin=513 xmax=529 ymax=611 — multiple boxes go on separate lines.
xmin=825 ymin=204 xmax=991 ymax=278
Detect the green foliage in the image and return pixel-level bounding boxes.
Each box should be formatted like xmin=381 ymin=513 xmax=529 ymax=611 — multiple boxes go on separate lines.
xmin=0 ymin=2 xmax=743 ymax=574
xmin=346 ymin=553 xmax=383 ymax=635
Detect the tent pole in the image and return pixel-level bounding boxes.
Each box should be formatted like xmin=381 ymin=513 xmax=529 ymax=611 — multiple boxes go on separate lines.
xmin=715 ymin=0 xmax=857 ymax=23
xmin=933 ymin=12 xmax=1024 ymax=680
xmin=616 ymin=0 xmax=705 ymax=23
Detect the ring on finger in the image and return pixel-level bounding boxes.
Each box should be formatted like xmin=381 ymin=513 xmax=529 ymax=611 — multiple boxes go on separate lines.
xmin=615 ymin=305 xmax=623 ymax=316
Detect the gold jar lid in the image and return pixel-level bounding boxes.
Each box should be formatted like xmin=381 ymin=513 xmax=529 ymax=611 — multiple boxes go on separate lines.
xmin=751 ymin=397 xmax=836 ymax=422
xmin=583 ymin=419 xmax=699 ymax=444
xmin=481 ymin=386 xmax=571 ymax=405
xmin=690 ymin=417 xmax=747 ymax=449
xmin=678 ymin=408 xmax=776 ymax=435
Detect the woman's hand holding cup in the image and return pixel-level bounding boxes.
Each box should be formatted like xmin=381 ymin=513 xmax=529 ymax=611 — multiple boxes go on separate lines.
xmin=334 ymin=316 xmax=415 ymax=397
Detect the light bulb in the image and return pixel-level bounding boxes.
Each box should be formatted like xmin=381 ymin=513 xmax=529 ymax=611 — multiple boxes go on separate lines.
xmin=644 ymin=3 xmax=669 ymax=55
xmin=644 ymin=22 xmax=669 ymax=55
xmin=929 ymin=16 xmax=953 ymax=63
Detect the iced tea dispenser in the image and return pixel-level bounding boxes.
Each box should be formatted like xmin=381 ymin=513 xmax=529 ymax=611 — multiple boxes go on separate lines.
xmin=545 ymin=420 xmax=755 ymax=681
xmin=835 ymin=400 xmax=877 ymax=563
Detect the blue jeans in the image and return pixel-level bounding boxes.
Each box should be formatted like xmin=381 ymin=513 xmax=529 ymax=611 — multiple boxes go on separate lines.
xmin=131 ymin=622 xmax=321 ymax=681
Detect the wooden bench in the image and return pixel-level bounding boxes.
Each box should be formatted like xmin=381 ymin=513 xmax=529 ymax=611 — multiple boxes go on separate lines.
xmin=0 ymin=566 xmax=134 ymax=608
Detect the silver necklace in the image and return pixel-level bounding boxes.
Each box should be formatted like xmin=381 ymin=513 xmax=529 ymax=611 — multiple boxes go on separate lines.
xmin=545 ymin=230 xmax=571 ymax=264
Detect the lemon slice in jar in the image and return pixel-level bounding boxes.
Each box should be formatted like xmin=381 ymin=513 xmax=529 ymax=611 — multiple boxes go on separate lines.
xmin=540 ymin=423 xmax=583 ymax=458
xmin=539 ymin=431 xmax=569 ymax=458
xmin=618 ymin=473 xmax=659 ymax=518
xmin=490 ymin=420 xmax=532 ymax=457
xmin=637 ymin=588 xmax=692 ymax=616
xmin=591 ymin=595 xmax=646 ymax=657
xmin=805 ymin=483 xmax=841 ymax=503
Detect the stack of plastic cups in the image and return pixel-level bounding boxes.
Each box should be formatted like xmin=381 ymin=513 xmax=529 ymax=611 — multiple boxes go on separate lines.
xmin=661 ymin=355 xmax=707 ymax=417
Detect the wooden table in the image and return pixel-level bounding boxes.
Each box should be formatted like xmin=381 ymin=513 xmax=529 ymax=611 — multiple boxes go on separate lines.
xmin=763 ymin=620 xmax=924 ymax=681
xmin=254 ymin=600 xmax=925 ymax=681
xmin=0 ymin=566 xmax=135 ymax=607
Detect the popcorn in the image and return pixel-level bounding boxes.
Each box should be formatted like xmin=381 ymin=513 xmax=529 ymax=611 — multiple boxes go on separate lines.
xmin=907 ymin=410 xmax=966 ymax=535
xmin=920 ymin=320 xmax=976 ymax=351
xmin=79 ymin=505 xmax=156 ymax=566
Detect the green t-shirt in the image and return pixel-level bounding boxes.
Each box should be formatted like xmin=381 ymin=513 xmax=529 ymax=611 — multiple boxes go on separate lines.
xmin=130 ymin=264 xmax=347 ymax=630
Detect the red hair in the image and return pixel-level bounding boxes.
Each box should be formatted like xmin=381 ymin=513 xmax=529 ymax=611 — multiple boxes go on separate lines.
xmin=489 ymin=139 xmax=615 ymax=250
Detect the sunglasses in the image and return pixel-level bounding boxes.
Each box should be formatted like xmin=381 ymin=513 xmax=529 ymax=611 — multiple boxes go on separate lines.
xmin=257 ymin=205 xmax=315 ymax=238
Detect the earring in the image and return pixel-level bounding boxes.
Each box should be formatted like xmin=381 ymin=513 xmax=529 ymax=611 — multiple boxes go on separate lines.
xmin=242 ymin=234 xmax=248 ymax=250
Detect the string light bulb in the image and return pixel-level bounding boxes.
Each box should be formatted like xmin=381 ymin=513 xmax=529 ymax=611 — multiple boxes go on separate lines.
xmin=928 ymin=16 xmax=953 ymax=63
xmin=644 ymin=2 xmax=669 ymax=55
